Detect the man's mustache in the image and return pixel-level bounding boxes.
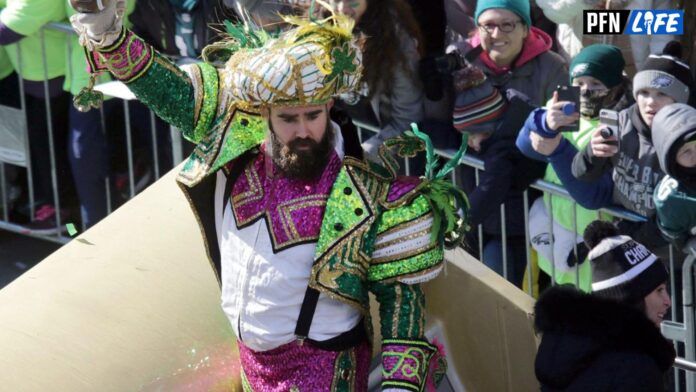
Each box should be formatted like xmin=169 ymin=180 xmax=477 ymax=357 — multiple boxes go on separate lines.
xmin=287 ymin=138 xmax=319 ymax=151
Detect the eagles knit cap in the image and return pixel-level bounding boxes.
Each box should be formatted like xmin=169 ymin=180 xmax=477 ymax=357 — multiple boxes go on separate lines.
xmin=453 ymin=80 xmax=507 ymax=132
xmin=583 ymin=220 xmax=668 ymax=303
xmin=569 ymin=44 xmax=625 ymax=89
xmin=474 ymin=0 xmax=532 ymax=27
xmin=633 ymin=41 xmax=692 ymax=104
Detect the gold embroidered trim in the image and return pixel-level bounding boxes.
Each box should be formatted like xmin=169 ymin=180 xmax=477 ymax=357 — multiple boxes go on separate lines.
xmin=277 ymin=195 xmax=327 ymax=240
xmin=371 ymin=242 xmax=438 ymax=265
xmin=232 ymin=166 xmax=264 ymax=206
xmin=185 ymin=64 xmax=204 ymax=127
xmin=392 ymin=284 xmax=402 ymax=337
xmin=373 ymin=227 xmax=432 ymax=252
xmin=377 ymin=212 xmax=432 ymax=237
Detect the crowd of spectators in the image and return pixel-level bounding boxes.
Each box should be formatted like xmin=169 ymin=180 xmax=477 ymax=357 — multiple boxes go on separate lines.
xmin=1 ymin=0 xmax=695 ymax=283
xmin=2 ymin=0 xmax=696 ymax=389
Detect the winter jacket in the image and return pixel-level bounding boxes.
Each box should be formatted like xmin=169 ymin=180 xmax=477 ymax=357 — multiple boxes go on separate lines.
xmin=572 ymin=104 xmax=665 ymax=218
xmin=516 ymin=109 xmax=611 ymax=289
xmin=535 ymin=285 xmax=675 ymax=392
xmin=0 ymin=0 xmax=66 ymax=81
xmin=0 ymin=44 xmax=11 ymax=80
xmin=444 ymin=0 xmax=476 ymax=39
xmin=129 ymin=0 xmax=228 ymax=58
xmin=653 ymin=104 xmax=696 ymax=248
xmin=516 ymin=109 xmax=615 ymax=212
xmin=518 ymin=105 xmax=668 ymax=254
xmin=354 ymin=30 xmax=425 ymax=159
xmin=460 ymin=89 xmax=546 ymax=236
xmin=536 ymin=0 xmax=675 ymax=77
xmin=449 ymin=27 xmax=567 ymax=107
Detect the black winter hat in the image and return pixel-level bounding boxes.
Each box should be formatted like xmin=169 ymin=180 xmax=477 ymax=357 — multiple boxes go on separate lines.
xmin=583 ymin=221 xmax=668 ymax=303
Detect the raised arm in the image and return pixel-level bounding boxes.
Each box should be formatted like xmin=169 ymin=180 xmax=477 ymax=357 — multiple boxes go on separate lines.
xmin=70 ymin=1 xmax=220 ymax=143
xmin=516 ymin=108 xmax=614 ymax=209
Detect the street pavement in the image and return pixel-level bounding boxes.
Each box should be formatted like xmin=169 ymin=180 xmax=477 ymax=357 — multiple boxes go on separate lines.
xmin=0 ymin=230 xmax=60 ymax=289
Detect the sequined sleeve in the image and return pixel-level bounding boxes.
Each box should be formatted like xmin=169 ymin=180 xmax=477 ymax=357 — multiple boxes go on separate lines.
xmin=370 ymin=282 xmax=447 ymax=390
xmin=367 ymin=193 xmax=444 ymax=284
xmin=86 ymin=28 xmax=220 ymax=143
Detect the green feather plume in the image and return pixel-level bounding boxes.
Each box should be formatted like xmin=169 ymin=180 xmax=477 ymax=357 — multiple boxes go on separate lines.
xmin=408 ymin=123 xmax=438 ymax=179
xmin=404 ymin=123 xmax=470 ymax=248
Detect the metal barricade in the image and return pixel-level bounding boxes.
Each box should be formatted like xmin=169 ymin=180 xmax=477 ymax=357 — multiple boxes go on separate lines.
xmin=0 ymin=22 xmax=183 ymax=244
xmin=352 ymin=119 xmax=696 ymax=388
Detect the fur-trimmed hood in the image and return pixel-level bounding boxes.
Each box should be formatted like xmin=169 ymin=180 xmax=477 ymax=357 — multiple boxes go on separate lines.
xmin=534 ymin=285 xmax=675 ymax=390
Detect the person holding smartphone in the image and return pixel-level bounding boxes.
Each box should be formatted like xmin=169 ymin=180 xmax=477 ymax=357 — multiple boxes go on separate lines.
xmin=569 ymin=42 xmax=693 ymax=254
xmin=516 ymin=44 xmax=631 ymax=290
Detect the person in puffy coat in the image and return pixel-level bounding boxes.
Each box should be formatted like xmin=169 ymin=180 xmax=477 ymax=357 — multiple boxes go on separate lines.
xmin=534 ymin=220 xmax=675 ymax=391
xmin=653 ymin=103 xmax=696 ymax=249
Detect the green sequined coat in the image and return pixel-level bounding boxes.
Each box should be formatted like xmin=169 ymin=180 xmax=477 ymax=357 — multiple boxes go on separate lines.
xmin=84 ymin=28 xmax=448 ymax=390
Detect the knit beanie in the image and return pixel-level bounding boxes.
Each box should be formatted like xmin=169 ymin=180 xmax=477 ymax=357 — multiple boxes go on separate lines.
xmin=584 ymin=221 xmax=668 ymax=303
xmin=569 ymin=44 xmax=625 ymax=89
xmin=633 ymin=41 xmax=692 ymax=104
xmin=474 ymin=0 xmax=532 ymax=27
xmin=453 ymin=80 xmax=507 ymax=132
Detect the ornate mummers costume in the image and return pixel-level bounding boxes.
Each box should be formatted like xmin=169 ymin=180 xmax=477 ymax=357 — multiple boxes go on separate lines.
xmin=71 ymin=4 xmax=466 ymax=390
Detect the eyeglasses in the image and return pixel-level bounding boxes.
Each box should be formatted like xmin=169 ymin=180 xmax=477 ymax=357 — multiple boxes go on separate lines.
xmin=477 ymin=20 xmax=522 ymax=34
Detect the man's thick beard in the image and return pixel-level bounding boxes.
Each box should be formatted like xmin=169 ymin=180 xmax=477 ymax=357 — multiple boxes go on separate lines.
xmin=268 ymin=119 xmax=334 ymax=181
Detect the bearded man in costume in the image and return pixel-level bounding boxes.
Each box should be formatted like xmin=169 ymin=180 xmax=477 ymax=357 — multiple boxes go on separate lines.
xmin=70 ymin=1 xmax=468 ymax=390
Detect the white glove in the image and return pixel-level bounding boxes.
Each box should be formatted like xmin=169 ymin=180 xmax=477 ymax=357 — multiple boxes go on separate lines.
xmin=70 ymin=0 xmax=126 ymax=51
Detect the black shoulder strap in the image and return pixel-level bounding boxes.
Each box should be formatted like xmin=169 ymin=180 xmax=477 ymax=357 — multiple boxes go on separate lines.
xmin=222 ymin=148 xmax=321 ymax=341
xmin=295 ymin=287 xmax=320 ymax=341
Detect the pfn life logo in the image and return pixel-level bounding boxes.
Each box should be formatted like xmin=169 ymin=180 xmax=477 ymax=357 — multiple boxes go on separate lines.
xmin=583 ymin=10 xmax=683 ymax=35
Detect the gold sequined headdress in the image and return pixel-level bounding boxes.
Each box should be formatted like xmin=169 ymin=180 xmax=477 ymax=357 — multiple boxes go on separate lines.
xmin=206 ymin=1 xmax=363 ymax=113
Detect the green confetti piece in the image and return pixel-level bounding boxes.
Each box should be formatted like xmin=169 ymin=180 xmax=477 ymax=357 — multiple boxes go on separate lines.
xmin=66 ymin=223 xmax=78 ymax=237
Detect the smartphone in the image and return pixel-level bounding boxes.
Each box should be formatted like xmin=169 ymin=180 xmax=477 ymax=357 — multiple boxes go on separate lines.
xmin=556 ymin=85 xmax=580 ymax=108
xmin=555 ymin=85 xmax=580 ymax=132
xmin=599 ymin=109 xmax=619 ymax=146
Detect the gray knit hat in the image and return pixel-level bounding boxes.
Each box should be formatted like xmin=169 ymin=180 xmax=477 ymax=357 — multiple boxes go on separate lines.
xmin=633 ymin=42 xmax=692 ymax=104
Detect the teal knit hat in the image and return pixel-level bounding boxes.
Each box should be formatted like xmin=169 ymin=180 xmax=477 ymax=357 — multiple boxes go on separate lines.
xmin=569 ymin=44 xmax=625 ymax=89
xmin=475 ymin=0 xmax=532 ymax=27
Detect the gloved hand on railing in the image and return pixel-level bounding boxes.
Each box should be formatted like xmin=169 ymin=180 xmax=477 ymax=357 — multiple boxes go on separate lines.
xmin=566 ymin=241 xmax=589 ymax=268
xmin=69 ymin=0 xmax=127 ymax=51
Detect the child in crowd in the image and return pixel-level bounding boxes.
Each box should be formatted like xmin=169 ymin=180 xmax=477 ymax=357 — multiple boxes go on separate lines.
xmin=572 ymin=43 xmax=692 ymax=258
xmin=453 ymin=75 xmax=545 ymax=286
xmin=516 ymin=44 xmax=630 ymax=290
xmin=535 ymin=220 xmax=675 ymax=391
xmin=518 ymin=41 xmax=693 ymax=264
xmin=653 ymin=103 xmax=696 ymax=250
